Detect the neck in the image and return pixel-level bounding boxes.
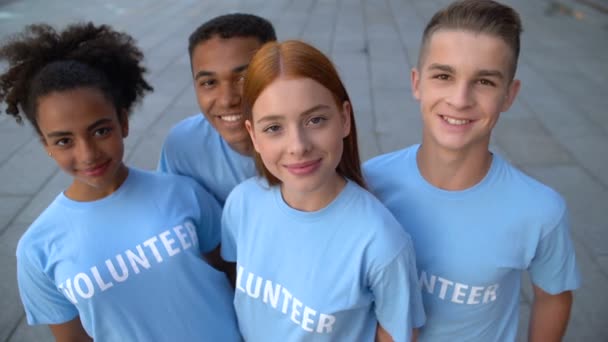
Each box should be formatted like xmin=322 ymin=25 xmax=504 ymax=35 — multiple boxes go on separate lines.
xmin=229 ymin=139 xmax=254 ymax=156
xmin=281 ymin=173 xmax=346 ymax=212
xmin=417 ymin=143 xmax=493 ymax=191
xmin=65 ymin=164 xmax=129 ymax=201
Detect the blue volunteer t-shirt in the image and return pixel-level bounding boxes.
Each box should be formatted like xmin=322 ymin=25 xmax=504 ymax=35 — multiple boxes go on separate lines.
xmin=16 ymin=168 xmax=242 ymax=341
xmin=222 ymin=178 xmax=425 ymax=342
xmin=158 ymin=114 xmax=256 ymax=205
xmin=364 ymin=144 xmax=581 ymax=342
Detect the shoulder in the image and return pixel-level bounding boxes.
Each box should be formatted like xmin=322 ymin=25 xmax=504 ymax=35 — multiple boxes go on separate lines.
xmin=130 ymin=167 xmax=207 ymax=198
xmin=16 ymin=195 xmax=65 ymax=262
xmin=163 ymin=114 xmax=215 ymax=148
xmin=225 ymin=177 xmax=268 ymax=206
xmin=344 ymin=183 xmax=409 ymax=241
xmin=494 ymin=155 xmax=567 ymax=228
xmin=364 ymin=145 xmax=417 ymax=173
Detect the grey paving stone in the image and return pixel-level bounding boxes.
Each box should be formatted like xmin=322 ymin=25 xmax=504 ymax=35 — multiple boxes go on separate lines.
xmin=0 ymin=195 xmax=29 ymax=229
xmin=562 ymin=135 xmax=608 ymax=188
xmin=0 ymin=139 xmax=57 ymax=196
xmin=0 ymin=222 xmax=27 ymax=342
xmin=7 ymin=318 xmax=53 ymax=342
xmin=493 ymin=117 xmax=573 ymax=166
xmin=12 ymin=171 xmax=69 ymax=225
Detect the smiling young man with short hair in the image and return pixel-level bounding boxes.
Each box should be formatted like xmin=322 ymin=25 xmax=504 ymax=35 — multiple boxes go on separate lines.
xmin=158 ymin=13 xmax=276 ymax=205
xmin=364 ymin=1 xmax=580 ymax=341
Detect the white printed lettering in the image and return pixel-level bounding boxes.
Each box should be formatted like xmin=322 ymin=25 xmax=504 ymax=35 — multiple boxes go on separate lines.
xmin=173 ymin=225 xmax=192 ymax=249
xmin=301 ymin=306 xmax=317 ymax=332
xmin=159 ymin=230 xmax=180 ymax=256
xmin=281 ymin=287 xmax=293 ymax=314
xmin=263 ymin=280 xmax=281 ymax=309
xmin=125 ymin=245 xmax=151 ymax=274
xmin=316 ymin=313 xmax=336 ymax=333
xmin=451 ymin=283 xmax=468 ymax=304
xmin=106 ymin=255 xmax=129 ymax=282
xmin=290 ymin=297 xmax=303 ymax=325
xmin=90 ymin=266 xmax=114 ymax=291
xmin=467 ymin=286 xmax=484 ymax=305
xmin=74 ymin=273 xmax=94 ymax=299
xmin=437 ymin=277 xmax=454 ymax=300
xmin=143 ymin=236 xmax=163 ymax=263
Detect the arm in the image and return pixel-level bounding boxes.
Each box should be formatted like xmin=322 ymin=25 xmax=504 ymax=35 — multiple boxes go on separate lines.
xmin=203 ymin=245 xmax=236 ymax=286
xmin=49 ymin=316 xmax=92 ymax=342
xmin=375 ymin=324 xmax=418 ymax=342
xmin=528 ymin=285 xmax=572 ymax=342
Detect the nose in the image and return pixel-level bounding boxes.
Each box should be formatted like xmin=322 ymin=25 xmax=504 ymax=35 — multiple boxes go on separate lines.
xmin=446 ymin=81 xmax=474 ymax=109
xmin=218 ymin=82 xmax=241 ymax=108
xmin=287 ymin=127 xmax=312 ymax=156
xmin=77 ymin=138 xmax=99 ymax=164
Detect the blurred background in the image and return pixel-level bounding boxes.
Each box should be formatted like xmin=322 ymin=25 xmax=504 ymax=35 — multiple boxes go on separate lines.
xmin=0 ymin=0 xmax=606 ymax=340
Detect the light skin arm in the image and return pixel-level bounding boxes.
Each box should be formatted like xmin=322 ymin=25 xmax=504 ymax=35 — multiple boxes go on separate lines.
xmin=49 ymin=316 xmax=92 ymax=342
xmin=528 ymin=285 xmax=573 ymax=342
xmin=375 ymin=324 xmax=417 ymax=342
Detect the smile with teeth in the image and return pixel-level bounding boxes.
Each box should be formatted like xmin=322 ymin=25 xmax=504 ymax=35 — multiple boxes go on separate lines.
xmin=441 ymin=115 xmax=471 ymax=125
xmin=219 ymin=114 xmax=242 ymax=122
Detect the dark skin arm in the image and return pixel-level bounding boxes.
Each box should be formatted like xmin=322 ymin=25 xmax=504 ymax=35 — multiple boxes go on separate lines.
xmin=528 ymin=286 xmax=573 ymax=342
xmin=203 ymin=245 xmax=236 ymax=287
xmin=49 ymin=316 xmax=92 ymax=342
xmin=376 ymin=324 xmax=418 ymax=342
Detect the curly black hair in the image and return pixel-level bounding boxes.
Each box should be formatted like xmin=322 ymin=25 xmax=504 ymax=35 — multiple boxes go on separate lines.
xmin=188 ymin=13 xmax=276 ymax=57
xmin=0 ymin=22 xmax=153 ymax=133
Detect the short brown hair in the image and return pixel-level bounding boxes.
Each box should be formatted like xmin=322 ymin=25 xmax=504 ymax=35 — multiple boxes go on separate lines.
xmin=418 ymin=0 xmax=523 ymax=78
xmin=243 ymin=40 xmax=366 ymax=189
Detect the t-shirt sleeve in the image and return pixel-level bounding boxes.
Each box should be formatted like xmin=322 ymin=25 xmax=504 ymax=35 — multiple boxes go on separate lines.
xmin=16 ymin=247 xmax=78 ymax=325
xmin=193 ymin=183 xmax=222 ymax=254
xmin=528 ymin=209 xmax=581 ymax=294
xmin=220 ymin=197 xmax=238 ymax=263
xmin=157 ymin=139 xmax=174 ymax=173
xmin=370 ymin=237 xmax=426 ymax=341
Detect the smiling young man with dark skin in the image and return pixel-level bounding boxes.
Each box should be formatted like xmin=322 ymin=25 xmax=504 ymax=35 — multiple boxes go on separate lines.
xmin=158 ymin=13 xmax=276 ymax=206
xmin=364 ymin=1 xmax=581 ymax=341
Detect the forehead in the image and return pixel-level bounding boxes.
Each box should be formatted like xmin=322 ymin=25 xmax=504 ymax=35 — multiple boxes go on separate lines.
xmin=190 ymin=36 xmax=262 ymax=75
xmin=252 ymin=77 xmax=337 ymax=117
xmin=422 ymin=30 xmax=514 ymax=75
xmin=37 ymin=88 xmax=116 ymax=131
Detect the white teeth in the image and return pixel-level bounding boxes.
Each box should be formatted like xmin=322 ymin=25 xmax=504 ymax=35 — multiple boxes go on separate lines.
xmin=442 ymin=115 xmax=470 ymax=125
xmin=220 ymin=114 xmax=241 ymax=122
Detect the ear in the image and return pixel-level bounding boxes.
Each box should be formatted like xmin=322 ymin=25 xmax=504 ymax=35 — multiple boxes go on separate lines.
xmin=501 ymin=79 xmax=521 ymax=112
xmin=411 ymin=68 xmax=421 ymax=100
xmin=120 ymin=110 xmax=129 ymax=138
xmin=340 ymin=101 xmax=352 ymax=138
xmin=244 ymin=119 xmax=260 ymax=153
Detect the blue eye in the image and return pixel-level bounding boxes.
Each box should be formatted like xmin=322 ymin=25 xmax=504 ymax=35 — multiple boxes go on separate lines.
xmin=263 ymin=124 xmax=281 ymax=133
xmin=307 ymin=116 xmax=327 ymax=126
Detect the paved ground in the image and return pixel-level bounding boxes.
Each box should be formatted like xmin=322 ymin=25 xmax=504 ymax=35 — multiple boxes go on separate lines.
xmin=0 ymin=0 xmax=606 ymax=341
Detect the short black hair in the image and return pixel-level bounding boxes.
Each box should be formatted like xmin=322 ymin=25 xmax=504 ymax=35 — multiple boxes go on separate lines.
xmin=188 ymin=13 xmax=277 ymax=57
xmin=0 ymin=22 xmax=153 ymax=133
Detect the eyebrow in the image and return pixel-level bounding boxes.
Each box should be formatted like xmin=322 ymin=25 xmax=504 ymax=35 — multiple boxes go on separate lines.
xmin=194 ymin=63 xmax=249 ymax=80
xmin=427 ymin=63 xmax=504 ymax=79
xmin=256 ymin=104 xmax=330 ymax=125
xmin=46 ymin=118 xmax=114 ymax=138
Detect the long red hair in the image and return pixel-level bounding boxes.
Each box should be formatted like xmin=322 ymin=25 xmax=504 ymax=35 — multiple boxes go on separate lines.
xmin=242 ymin=40 xmax=365 ymax=189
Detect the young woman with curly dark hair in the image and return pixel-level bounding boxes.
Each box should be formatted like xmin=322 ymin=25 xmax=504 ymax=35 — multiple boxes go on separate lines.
xmin=1 ymin=22 xmax=241 ymax=341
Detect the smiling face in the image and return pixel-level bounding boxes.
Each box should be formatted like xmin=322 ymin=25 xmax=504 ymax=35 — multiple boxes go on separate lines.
xmin=412 ymin=30 xmax=520 ymax=156
xmin=246 ymin=77 xmax=351 ymax=211
xmin=190 ymin=35 xmax=263 ymax=155
xmin=37 ymin=87 xmax=129 ymax=201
